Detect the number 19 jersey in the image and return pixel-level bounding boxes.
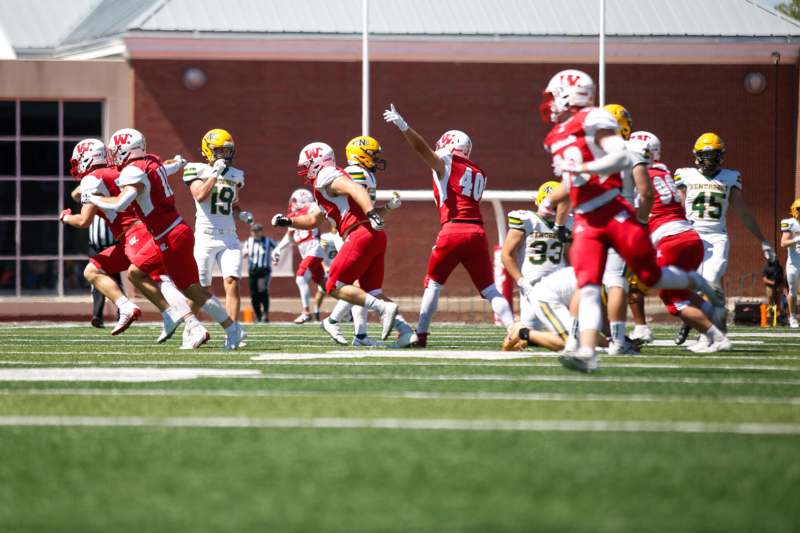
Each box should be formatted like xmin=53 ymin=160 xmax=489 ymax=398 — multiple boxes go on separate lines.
xmin=182 ymin=162 xmax=245 ymax=233
xmin=432 ymin=154 xmax=486 ymax=224
xmin=673 ymin=167 xmax=741 ymax=234
xmin=507 ymin=209 xmax=571 ymax=283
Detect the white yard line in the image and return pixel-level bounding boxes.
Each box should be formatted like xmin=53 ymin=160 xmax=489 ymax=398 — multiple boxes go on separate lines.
xmin=0 ymin=415 xmax=797 ymax=435
xmin=0 ymin=368 xmax=261 ymax=382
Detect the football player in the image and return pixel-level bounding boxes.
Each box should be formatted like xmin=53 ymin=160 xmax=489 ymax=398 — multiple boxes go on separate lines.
xmin=61 ymin=139 xmax=201 ymax=345
xmin=383 ymin=104 xmax=514 ymax=347
xmin=86 ymin=128 xmax=244 ymax=350
xmin=540 ymin=69 xmax=720 ymax=372
xmin=272 ymin=188 xmax=327 ymax=324
xmin=780 ymin=199 xmax=800 ymax=328
xmin=272 ymin=142 xmax=415 ymax=347
xmin=674 ymin=133 xmax=775 ymax=343
xmin=634 ymin=130 xmax=730 ymax=352
xmin=500 ymin=181 xmax=569 ymax=330
xmin=182 ymin=129 xmax=253 ymax=323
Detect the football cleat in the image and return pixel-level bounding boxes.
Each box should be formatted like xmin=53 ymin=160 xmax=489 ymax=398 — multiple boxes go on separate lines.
xmin=558 ymin=353 xmax=599 ymax=373
xmin=413 ymin=331 xmax=428 ymax=348
xmin=502 ymin=322 xmax=528 ymax=352
xmin=380 ymin=302 xmax=399 ymax=340
xmin=688 ymin=335 xmax=732 ymax=353
xmin=606 ymin=340 xmax=640 ymax=356
xmin=352 ymin=336 xmax=383 ymax=347
xmin=629 ymin=325 xmax=654 ymax=344
xmin=224 ymin=322 xmax=244 ymax=350
xmin=111 ymin=303 xmax=141 ymax=336
xmin=321 ymin=318 xmax=348 ymax=345
xmin=157 ymin=314 xmax=184 ymax=344
xmin=180 ymin=324 xmax=210 ymax=350
xmin=294 ymin=313 xmax=312 ymax=324
xmin=389 ymin=330 xmax=416 ymax=349
xmin=790 ymin=316 xmax=799 ymax=329
xmin=674 ymin=324 xmax=691 ymax=345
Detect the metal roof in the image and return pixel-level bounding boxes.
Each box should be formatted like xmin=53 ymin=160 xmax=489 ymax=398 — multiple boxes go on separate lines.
xmin=0 ymin=0 xmax=99 ymax=52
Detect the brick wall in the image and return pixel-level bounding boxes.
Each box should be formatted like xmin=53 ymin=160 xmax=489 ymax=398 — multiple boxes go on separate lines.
xmin=132 ymin=59 xmax=798 ymax=297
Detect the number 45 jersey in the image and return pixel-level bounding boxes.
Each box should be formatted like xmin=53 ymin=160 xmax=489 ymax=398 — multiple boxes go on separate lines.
xmin=673 ymin=166 xmax=741 ymax=234
xmin=507 ymin=210 xmax=572 ymax=283
xmin=182 ymin=162 xmax=245 ymax=233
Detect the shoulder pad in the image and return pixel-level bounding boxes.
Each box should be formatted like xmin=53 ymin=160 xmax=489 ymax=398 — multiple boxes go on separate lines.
xmin=315 ymin=166 xmax=344 ymax=189
xmin=182 ymin=162 xmax=209 ymax=183
xmin=80 ymin=174 xmax=103 ymax=195
xmin=673 ymin=168 xmax=692 ymax=186
xmin=507 ymin=210 xmax=533 ymax=231
xmin=584 ymin=107 xmax=619 ymax=133
xmin=781 ymin=218 xmax=797 ymax=231
xmin=117 ymin=165 xmax=147 ymax=187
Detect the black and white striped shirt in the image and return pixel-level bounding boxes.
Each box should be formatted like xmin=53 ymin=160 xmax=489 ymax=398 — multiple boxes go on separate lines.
xmin=89 ymin=216 xmax=115 ymax=249
xmin=243 ymin=236 xmax=276 ymax=272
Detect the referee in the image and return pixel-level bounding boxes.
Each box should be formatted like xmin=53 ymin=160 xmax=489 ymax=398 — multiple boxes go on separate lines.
xmin=243 ymin=224 xmax=276 ymax=322
xmin=88 ymin=215 xmax=123 ymax=328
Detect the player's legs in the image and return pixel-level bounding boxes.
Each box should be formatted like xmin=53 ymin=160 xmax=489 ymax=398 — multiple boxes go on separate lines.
xmin=698 ymin=233 xmax=729 ymax=289
xmin=309 ymin=258 xmax=326 ymax=320
xmin=295 ymin=256 xmax=317 ymax=319
xmin=416 ymin=227 xmax=463 ymax=338
xmin=460 ymin=225 xmax=514 ymax=329
xmin=602 ymin=249 xmax=629 ymax=352
xmin=533 ymin=300 xmax=572 ymax=342
xmin=219 ymin=238 xmax=243 ymax=321
xmin=786 ymin=262 xmax=799 ymax=327
xmin=84 ymin=246 xmax=127 ymax=305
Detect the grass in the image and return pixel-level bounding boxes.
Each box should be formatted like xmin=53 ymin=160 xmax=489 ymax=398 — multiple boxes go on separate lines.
xmin=0 ymin=322 xmax=798 ymax=532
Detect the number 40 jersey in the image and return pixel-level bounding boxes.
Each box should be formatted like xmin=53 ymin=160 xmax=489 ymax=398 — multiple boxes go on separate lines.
xmin=673 ymin=166 xmax=741 ymax=234
xmin=182 ymin=162 xmax=245 ymax=233
xmin=507 ymin=210 xmax=571 ymax=284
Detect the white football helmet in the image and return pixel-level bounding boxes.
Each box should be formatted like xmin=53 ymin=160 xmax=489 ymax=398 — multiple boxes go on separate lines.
xmin=107 ymin=128 xmax=146 ymax=168
xmin=630 ymin=130 xmax=662 ymax=161
xmin=288 ymin=188 xmax=314 ymax=213
xmin=434 ymin=130 xmax=472 ymax=158
xmin=69 ymin=138 xmax=107 ymax=178
xmin=540 ymin=69 xmax=595 ymax=123
xmin=297 ymin=142 xmax=335 ymax=180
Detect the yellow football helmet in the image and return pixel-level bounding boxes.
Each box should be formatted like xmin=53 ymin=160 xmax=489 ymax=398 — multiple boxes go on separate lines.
xmin=693 ymin=132 xmax=725 ymax=174
xmin=345 ymin=135 xmax=386 ymax=171
xmin=791 ymin=198 xmax=800 ymax=220
xmin=201 ymin=128 xmax=235 ymax=163
xmin=536 ymin=180 xmax=560 ymax=206
xmin=603 ymin=103 xmax=633 ymax=140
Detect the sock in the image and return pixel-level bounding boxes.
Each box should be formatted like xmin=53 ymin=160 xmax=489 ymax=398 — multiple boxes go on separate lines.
xmin=610 ymin=321 xmax=626 ymax=346
xmin=653 ymin=266 xmax=689 ymax=289
xmin=114 ymin=295 xmax=129 ymax=308
xmin=353 ymin=305 xmax=368 ymax=336
xmin=364 ymin=294 xmax=388 ymax=314
xmin=296 ymin=275 xmax=310 ymax=310
xmin=417 ymin=281 xmax=442 ymax=334
xmin=185 ymin=315 xmax=200 ymax=330
xmin=329 ymin=299 xmax=352 ymax=323
xmin=202 ymin=296 xmax=232 ymax=326
xmin=481 ymin=284 xmax=513 ymax=328
xmin=705 ymin=324 xmax=725 ymax=343
xmin=159 ymin=278 xmax=191 ymax=318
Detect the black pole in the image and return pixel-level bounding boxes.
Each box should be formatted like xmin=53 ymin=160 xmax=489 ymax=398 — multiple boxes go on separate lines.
xmin=772 ymin=51 xmax=781 ymax=251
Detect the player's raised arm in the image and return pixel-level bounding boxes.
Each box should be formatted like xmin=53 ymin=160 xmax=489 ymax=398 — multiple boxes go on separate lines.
xmin=383 ymin=104 xmax=445 ymax=176
xmin=729 ymin=186 xmax=775 ymax=262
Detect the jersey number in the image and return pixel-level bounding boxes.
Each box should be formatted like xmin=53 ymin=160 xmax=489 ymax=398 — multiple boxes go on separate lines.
xmin=691 ymin=192 xmax=724 ymax=220
xmin=157 ymin=166 xmax=174 ymax=198
xmin=459 ymin=168 xmax=485 ymax=201
xmin=652 ymin=175 xmax=680 ymax=204
xmin=211 ymin=186 xmax=235 ymax=215
xmin=528 ymin=240 xmax=563 ymax=265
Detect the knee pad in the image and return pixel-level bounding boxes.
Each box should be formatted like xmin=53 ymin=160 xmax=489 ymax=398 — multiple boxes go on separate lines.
xmin=578 ymin=284 xmax=603 ymax=332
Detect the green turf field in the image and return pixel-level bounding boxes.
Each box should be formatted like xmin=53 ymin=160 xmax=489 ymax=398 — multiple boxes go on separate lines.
xmin=0 ymin=322 xmax=798 ymax=532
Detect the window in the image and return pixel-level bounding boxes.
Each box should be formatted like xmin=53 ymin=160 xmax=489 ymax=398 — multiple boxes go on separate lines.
xmin=0 ymin=100 xmax=104 ymax=296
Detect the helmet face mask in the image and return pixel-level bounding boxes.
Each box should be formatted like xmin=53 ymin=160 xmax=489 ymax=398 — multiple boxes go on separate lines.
xmin=694 ymin=149 xmax=724 ymax=175
xmin=202 ymin=129 xmax=235 ymax=164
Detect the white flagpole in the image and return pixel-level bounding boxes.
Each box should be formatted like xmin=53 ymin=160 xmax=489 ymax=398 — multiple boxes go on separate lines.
xmin=599 ymin=0 xmax=606 ymax=106
xmin=362 ymin=0 xmax=369 ymax=135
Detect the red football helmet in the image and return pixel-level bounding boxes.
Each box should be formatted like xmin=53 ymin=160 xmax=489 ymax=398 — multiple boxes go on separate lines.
xmin=69 ymin=138 xmax=107 ymax=179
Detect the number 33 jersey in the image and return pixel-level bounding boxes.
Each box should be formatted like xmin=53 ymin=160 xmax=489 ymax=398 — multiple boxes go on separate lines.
xmin=182 ymin=162 xmax=245 ymax=233
xmin=507 ymin=209 xmax=572 ymax=283
xmin=673 ymin=167 xmax=741 ymax=234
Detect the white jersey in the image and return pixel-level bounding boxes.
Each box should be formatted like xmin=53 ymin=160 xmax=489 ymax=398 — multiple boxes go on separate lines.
xmin=674 ymin=167 xmax=741 ymax=234
xmin=182 ymin=162 xmax=245 ymax=233
xmin=507 ymin=210 xmax=571 ymax=283
xmin=319 ymin=232 xmax=342 ymax=267
xmin=622 ymin=137 xmax=652 ymax=204
xmin=532 ymin=266 xmax=577 ymax=307
xmin=344 ymin=164 xmax=377 ymax=203
xmin=781 ymin=217 xmax=800 ymax=266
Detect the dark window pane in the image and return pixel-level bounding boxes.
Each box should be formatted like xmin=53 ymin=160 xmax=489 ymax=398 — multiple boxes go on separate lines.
xmin=63 ymin=180 xmax=81 ymax=209
xmin=64 ymin=101 xmax=102 ymax=137
xmin=21 ymin=141 xmax=58 ymax=176
xmin=21 ymin=180 xmax=59 ymax=215
xmin=21 ymin=101 xmax=58 ymax=136
xmin=63 ymin=140 xmax=78 ymax=178
xmin=21 ymin=220 xmax=58 ymax=255
xmin=0 ymin=101 xmax=14 ymax=136
xmin=0 ymin=221 xmax=14 ymax=255
xmin=0 ymin=260 xmax=14 ymax=295
xmin=63 ymin=259 xmax=90 ymax=294
xmin=0 ymin=181 xmax=14 ymax=215
xmin=64 ymin=223 xmax=88 ymax=255
xmin=21 ymin=260 xmax=57 ymax=294
xmin=0 ymin=141 xmax=15 ymax=175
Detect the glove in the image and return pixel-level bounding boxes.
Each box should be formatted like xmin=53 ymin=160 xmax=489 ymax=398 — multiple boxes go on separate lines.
xmin=238 ymin=211 xmax=254 ymax=224
xmin=761 ymin=241 xmax=776 ymax=263
xmin=366 ymin=209 xmax=384 ymax=230
xmin=212 ymin=158 xmax=227 ymax=175
xmin=271 ymin=214 xmax=292 ymax=227
xmin=516 ymin=278 xmax=536 ymax=302
xmin=383 ymin=104 xmax=409 ymax=132
xmin=172 ymin=154 xmax=188 ymax=170
xmin=59 ymin=208 xmax=72 ymax=223
xmin=386 ymin=192 xmax=402 ymax=211
xmin=271 ymin=250 xmax=280 ymax=265
xmin=554 ymin=224 xmax=572 ymax=244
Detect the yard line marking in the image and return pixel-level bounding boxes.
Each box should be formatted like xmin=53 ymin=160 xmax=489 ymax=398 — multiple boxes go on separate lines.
xmin=0 ymin=416 xmax=797 ymax=435
xmin=0 ymin=368 xmax=261 ymax=382
xmin=252 ymin=350 xmax=534 ymax=361
xmin=3 ymin=388 xmax=800 ymax=405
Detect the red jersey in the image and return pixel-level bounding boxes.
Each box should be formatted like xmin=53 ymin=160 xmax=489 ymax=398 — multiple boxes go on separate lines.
xmin=116 ymin=154 xmax=182 ymax=239
xmin=543 ymin=107 xmax=622 ymax=214
xmin=79 ymin=167 xmax=139 ymax=239
xmin=431 ymin=154 xmax=485 ymax=224
xmin=647 ymin=162 xmax=693 ymax=245
xmin=311 ymin=166 xmax=368 ymax=235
